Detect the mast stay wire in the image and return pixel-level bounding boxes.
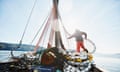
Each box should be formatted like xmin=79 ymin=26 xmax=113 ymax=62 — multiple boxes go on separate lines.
xmin=33 ymin=11 xmax=53 ymax=52
xmin=58 ymin=12 xmax=72 ymax=49
xmin=41 ymin=20 xmax=51 ymax=48
xmin=58 ymin=13 xmax=71 ymax=36
xmin=40 ymin=12 xmax=53 ymax=48
xmin=30 ymin=11 xmax=51 ymax=44
xmin=11 ymin=0 xmax=38 ymax=57
xmin=19 ymin=0 xmax=38 ymax=46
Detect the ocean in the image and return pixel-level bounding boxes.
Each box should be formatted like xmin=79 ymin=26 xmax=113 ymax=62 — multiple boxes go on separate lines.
xmin=94 ymin=54 xmax=120 ymax=72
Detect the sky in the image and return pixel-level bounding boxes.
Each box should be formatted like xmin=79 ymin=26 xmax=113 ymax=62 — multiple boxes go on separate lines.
xmin=0 ymin=0 xmax=120 ymax=54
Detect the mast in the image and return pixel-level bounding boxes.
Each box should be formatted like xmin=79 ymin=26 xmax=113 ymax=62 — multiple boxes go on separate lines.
xmin=53 ymin=0 xmax=59 ymax=19
xmin=52 ymin=0 xmax=65 ymax=50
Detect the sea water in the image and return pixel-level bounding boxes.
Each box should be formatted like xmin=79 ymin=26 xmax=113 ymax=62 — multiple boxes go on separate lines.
xmin=94 ymin=54 xmax=120 ymax=72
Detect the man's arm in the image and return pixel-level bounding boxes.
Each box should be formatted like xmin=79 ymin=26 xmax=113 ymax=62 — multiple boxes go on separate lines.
xmin=67 ymin=35 xmax=74 ymax=39
xmin=82 ymin=32 xmax=87 ymax=39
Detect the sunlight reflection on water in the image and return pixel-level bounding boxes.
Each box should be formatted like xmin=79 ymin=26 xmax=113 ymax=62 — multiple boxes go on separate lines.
xmin=94 ymin=55 xmax=120 ymax=72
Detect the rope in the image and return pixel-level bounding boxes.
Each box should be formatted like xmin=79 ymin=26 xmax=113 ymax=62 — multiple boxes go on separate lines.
xmin=58 ymin=13 xmax=71 ymax=36
xmin=47 ymin=27 xmax=55 ymax=48
xmin=34 ymin=11 xmax=53 ymax=52
xmin=58 ymin=12 xmax=72 ymax=50
xmin=84 ymin=38 xmax=96 ymax=54
xmin=30 ymin=11 xmax=51 ymax=44
xmin=20 ymin=0 xmax=37 ymax=44
xmin=11 ymin=0 xmax=37 ymax=57
xmin=41 ymin=18 xmax=51 ymax=48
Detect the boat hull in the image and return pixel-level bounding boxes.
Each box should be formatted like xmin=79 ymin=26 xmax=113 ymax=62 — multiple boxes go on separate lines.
xmin=0 ymin=62 xmax=103 ymax=72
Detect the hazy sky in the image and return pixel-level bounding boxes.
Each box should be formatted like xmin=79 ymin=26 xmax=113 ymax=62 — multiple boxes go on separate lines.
xmin=0 ymin=0 xmax=120 ymax=54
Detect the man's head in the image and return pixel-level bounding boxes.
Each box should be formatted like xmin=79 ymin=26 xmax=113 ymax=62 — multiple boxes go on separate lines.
xmin=75 ymin=29 xmax=80 ymax=32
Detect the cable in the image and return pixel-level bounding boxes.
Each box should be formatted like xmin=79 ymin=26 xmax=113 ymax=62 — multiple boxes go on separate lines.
xmin=58 ymin=13 xmax=71 ymax=36
xmin=33 ymin=11 xmax=53 ymax=52
xmin=30 ymin=11 xmax=51 ymax=44
xmin=11 ymin=0 xmax=37 ymax=57
xmin=20 ymin=0 xmax=37 ymax=44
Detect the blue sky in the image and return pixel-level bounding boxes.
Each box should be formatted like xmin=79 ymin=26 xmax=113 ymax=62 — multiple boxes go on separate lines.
xmin=0 ymin=0 xmax=120 ymax=54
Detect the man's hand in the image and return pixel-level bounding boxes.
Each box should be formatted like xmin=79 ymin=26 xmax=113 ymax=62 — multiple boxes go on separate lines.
xmin=84 ymin=49 xmax=88 ymax=53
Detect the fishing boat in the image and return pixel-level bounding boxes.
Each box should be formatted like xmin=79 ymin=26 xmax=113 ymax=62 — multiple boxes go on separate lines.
xmin=0 ymin=0 xmax=107 ymax=72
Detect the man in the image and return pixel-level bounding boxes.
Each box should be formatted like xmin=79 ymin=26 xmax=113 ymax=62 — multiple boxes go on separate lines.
xmin=68 ymin=29 xmax=88 ymax=53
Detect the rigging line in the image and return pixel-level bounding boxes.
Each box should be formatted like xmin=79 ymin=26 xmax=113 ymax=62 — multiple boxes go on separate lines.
xmin=42 ymin=20 xmax=51 ymax=48
xmin=34 ymin=11 xmax=53 ymax=52
xmin=58 ymin=13 xmax=71 ymax=49
xmin=58 ymin=13 xmax=71 ymax=36
xmin=84 ymin=38 xmax=96 ymax=54
xmin=11 ymin=0 xmax=37 ymax=57
xmin=20 ymin=0 xmax=37 ymax=44
xmin=30 ymin=11 xmax=51 ymax=44
xmin=86 ymin=38 xmax=96 ymax=53
xmin=41 ymin=12 xmax=53 ymax=47
xmin=48 ymin=27 xmax=54 ymax=48
xmin=34 ymin=19 xmax=50 ymax=52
